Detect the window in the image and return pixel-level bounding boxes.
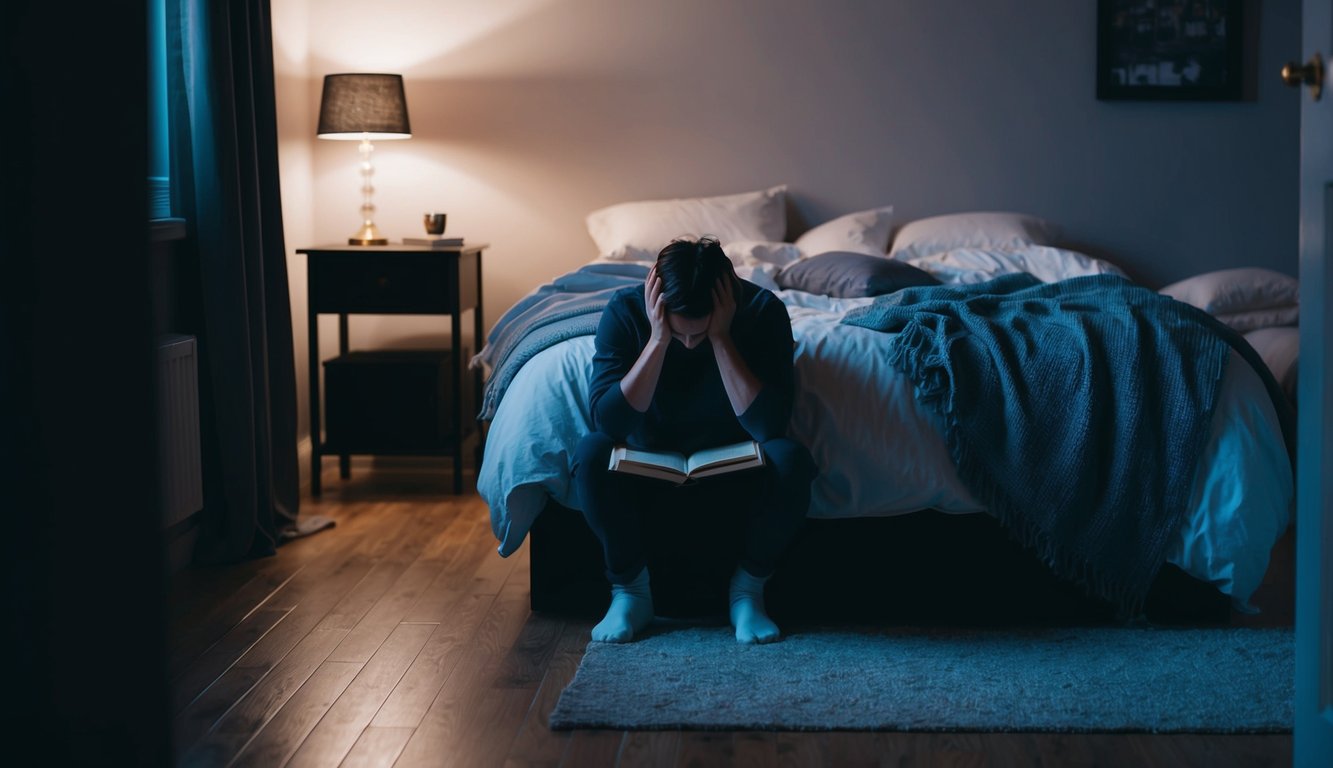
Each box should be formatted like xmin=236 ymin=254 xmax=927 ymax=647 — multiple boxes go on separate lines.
xmin=148 ymin=0 xmax=170 ymax=220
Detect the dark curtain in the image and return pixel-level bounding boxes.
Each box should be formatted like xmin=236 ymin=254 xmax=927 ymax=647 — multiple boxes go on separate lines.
xmin=167 ymin=0 xmax=300 ymax=563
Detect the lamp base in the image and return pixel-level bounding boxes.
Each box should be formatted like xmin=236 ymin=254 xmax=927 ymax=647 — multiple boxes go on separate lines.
xmin=348 ymin=221 xmax=388 ymax=246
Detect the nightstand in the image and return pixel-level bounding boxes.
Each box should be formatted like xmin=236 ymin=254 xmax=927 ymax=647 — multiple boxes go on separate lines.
xmin=299 ymin=243 xmax=487 ymax=495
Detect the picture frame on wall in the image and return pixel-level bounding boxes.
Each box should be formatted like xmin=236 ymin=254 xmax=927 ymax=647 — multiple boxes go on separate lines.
xmin=1096 ymin=0 xmax=1243 ymax=101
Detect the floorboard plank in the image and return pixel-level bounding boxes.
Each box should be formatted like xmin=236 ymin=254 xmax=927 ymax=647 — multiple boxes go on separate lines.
xmin=977 ymin=733 xmax=1043 ymax=768
xmin=923 ymin=732 xmax=994 ymax=768
xmin=1033 ymin=733 xmax=1112 ymax=767
xmin=491 ymin=591 xmax=560 ymax=688
xmin=728 ymin=731 xmax=778 ymax=767
xmin=167 ymin=503 xmax=377 ymax=678
xmin=676 ymin=731 xmax=735 ymax=766
xmin=370 ymin=591 xmax=498 ymax=729
xmin=338 ymin=726 xmax=414 ymax=768
xmin=328 ymin=509 xmax=470 ymax=664
xmin=558 ymin=730 xmax=622 ymax=768
xmin=505 ymin=627 xmax=580 ymax=766
xmin=391 ymin=572 xmax=534 ymax=765
xmin=314 ymin=508 xmax=449 ymax=633
xmin=177 ymin=628 xmax=349 ymax=766
xmin=467 ymin=528 xmax=523 ymax=596
xmin=218 ymin=554 xmax=377 ymax=671
xmin=172 ymin=665 xmax=266 ymax=764
xmin=229 ymin=660 xmax=361 ymax=768
xmin=173 ymin=509 xmax=399 ymax=756
xmin=400 ymin=515 xmax=496 ymax=624
xmin=616 ymin=731 xmax=682 ymax=767
xmin=1127 ymin=733 xmax=1291 ymax=768
xmin=413 ymin=685 xmax=538 ymax=768
xmin=287 ymin=622 xmax=436 ymax=768
xmin=168 ymin=566 xmax=287 ymax=680
xmin=819 ymin=731 xmax=886 ymax=767
xmin=170 ymin=607 xmax=291 ymax=715
xmin=774 ymin=731 xmax=827 ymax=767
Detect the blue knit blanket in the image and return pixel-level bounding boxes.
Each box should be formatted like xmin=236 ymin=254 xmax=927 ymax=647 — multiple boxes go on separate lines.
xmin=472 ymin=262 xmax=649 ymax=420
xmin=842 ymin=273 xmax=1290 ymax=614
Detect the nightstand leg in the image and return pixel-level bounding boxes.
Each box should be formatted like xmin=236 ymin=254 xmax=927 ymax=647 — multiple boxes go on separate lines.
xmin=452 ymin=309 xmax=464 ymax=494
xmin=308 ymin=287 xmax=321 ymax=497
xmin=338 ymin=312 xmax=350 ymax=480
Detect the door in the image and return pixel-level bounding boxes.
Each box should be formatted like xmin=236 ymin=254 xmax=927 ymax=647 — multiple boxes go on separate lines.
xmin=1293 ymin=0 xmax=1333 ymax=765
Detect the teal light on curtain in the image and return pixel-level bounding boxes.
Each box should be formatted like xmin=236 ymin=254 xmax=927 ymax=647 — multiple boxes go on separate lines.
xmin=164 ymin=0 xmax=302 ymax=564
xmin=149 ymin=0 xmax=171 ymax=218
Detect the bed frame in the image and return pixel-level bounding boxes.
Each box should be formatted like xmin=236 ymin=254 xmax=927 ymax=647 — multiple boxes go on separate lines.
xmin=528 ymin=495 xmax=1232 ymax=626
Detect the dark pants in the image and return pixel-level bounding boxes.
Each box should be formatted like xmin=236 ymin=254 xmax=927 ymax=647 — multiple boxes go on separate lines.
xmin=572 ymin=432 xmax=817 ymax=585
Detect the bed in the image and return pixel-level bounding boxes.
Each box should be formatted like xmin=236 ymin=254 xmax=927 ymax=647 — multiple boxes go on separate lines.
xmin=473 ymin=188 xmax=1297 ymax=623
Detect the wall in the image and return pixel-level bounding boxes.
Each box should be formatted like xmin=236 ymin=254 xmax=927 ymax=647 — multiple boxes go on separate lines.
xmin=272 ymin=0 xmax=1301 ymax=458
xmin=272 ymin=0 xmax=315 ymax=451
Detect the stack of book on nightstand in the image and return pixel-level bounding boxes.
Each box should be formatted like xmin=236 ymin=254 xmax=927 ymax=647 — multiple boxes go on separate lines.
xmin=402 ymin=235 xmax=465 ymax=248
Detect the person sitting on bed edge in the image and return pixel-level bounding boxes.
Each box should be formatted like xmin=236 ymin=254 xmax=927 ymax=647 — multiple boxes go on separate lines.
xmin=572 ymin=235 xmax=818 ymax=644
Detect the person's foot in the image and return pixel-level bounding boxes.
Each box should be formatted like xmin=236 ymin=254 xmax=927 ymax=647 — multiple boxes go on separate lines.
xmin=591 ymin=567 xmax=654 ymax=643
xmin=730 ymin=567 xmax=780 ymax=644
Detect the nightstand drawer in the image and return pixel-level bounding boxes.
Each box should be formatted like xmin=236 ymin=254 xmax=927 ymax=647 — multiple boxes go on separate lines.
xmin=310 ymin=252 xmax=457 ymax=313
xmin=323 ymin=349 xmax=472 ymax=453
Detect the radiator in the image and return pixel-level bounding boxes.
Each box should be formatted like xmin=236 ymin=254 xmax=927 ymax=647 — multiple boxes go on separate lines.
xmin=157 ymin=334 xmax=203 ymax=529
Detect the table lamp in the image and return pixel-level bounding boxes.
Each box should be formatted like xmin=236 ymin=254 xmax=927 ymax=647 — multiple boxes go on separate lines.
xmin=317 ymin=73 xmax=411 ymax=245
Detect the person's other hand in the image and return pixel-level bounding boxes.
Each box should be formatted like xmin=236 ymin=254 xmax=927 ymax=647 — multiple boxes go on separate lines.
xmin=645 ymin=265 xmax=669 ymax=346
xmin=707 ymin=273 xmax=737 ymax=341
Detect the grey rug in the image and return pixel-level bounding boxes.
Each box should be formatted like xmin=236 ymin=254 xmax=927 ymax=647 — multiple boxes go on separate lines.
xmin=549 ymin=626 xmax=1293 ymax=732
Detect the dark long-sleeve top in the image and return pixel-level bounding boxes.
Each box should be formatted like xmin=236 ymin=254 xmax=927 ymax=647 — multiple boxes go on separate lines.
xmin=587 ymin=279 xmax=796 ymax=454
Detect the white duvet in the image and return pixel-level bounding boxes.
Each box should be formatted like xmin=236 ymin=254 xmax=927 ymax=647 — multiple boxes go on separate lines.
xmin=478 ymin=247 xmax=1293 ymax=611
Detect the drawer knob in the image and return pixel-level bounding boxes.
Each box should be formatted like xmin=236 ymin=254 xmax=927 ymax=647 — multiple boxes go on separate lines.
xmin=377 ymin=276 xmax=390 ymax=289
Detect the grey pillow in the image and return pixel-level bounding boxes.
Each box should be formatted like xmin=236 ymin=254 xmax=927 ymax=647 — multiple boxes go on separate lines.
xmin=777 ymin=251 xmax=940 ymax=297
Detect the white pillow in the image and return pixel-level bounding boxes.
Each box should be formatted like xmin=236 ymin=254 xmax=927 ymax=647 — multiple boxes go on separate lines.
xmin=722 ymin=240 xmax=803 ymax=268
xmin=793 ymin=205 xmax=894 ymax=258
xmin=903 ymin=245 xmax=1125 ymax=285
xmin=1158 ymin=268 xmax=1299 ymax=331
xmin=1244 ymin=326 xmax=1299 ymax=404
xmin=1214 ymin=306 xmax=1301 ymax=332
xmin=587 ymin=186 xmax=787 ymax=261
xmin=888 ymin=211 xmax=1058 ymax=261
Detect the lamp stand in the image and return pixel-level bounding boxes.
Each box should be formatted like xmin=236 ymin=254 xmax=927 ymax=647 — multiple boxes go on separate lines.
xmin=349 ymin=137 xmax=388 ymax=245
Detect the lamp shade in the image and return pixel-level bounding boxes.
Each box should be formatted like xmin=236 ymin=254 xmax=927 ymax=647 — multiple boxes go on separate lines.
xmin=316 ymin=73 xmax=411 ymax=140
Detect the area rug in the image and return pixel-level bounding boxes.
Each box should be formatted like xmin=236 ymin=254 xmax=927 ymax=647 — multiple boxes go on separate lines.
xmin=548 ymin=626 xmax=1293 ymax=732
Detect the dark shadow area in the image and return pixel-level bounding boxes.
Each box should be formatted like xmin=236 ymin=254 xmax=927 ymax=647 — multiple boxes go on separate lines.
xmin=529 ymin=499 xmax=1232 ymax=627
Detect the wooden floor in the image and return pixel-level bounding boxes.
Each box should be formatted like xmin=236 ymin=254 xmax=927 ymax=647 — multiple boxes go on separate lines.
xmin=167 ymin=463 xmax=1295 ymax=767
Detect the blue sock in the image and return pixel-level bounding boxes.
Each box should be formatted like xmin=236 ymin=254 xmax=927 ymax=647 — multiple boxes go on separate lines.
xmin=730 ymin=566 xmax=780 ymax=644
xmin=591 ymin=567 xmax=653 ymax=643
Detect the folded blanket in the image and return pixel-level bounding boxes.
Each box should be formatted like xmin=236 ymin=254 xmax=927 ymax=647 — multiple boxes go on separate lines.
xmin=842 ymin=273 xmax=1293 ymax=614
xmin=473 ymin=262 xmax=650 ymax=420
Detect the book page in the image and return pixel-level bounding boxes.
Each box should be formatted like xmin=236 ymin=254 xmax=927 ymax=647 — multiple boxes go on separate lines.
xmin=684 ymin=441 xmax=761 ymax=475
xmin=617 ymin=447 xmax=688 ymax=475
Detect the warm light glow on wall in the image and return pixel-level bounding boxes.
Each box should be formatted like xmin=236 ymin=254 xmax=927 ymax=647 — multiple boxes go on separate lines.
xmin=307 ymin=0 xmax=552 ymax=73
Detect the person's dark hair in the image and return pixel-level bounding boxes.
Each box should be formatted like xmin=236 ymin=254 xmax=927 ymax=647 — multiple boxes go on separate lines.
xmin=655 ymin=236 xmax=733 ymax=317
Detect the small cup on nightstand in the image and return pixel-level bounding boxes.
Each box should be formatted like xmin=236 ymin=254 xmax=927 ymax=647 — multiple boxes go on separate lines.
xmin=424 ymin=212 xmax=447 ymax=235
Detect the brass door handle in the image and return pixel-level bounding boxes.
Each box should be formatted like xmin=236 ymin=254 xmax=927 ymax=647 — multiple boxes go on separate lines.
xmin=1281 ymin=53 xmax=1324 ymax=101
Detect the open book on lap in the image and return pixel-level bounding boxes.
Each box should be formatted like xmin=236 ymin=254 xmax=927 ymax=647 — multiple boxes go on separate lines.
xmin=607 ymin=440 xmax=765 ymax=484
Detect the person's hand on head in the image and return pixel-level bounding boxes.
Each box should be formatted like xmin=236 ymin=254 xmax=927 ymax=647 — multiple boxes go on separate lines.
xmin=645 ymin=264 xmax=670 ymax=347
xmin=707 ymin=272 xmax=738 ymax=342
